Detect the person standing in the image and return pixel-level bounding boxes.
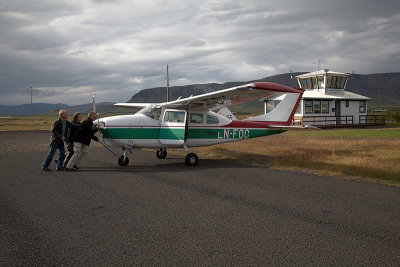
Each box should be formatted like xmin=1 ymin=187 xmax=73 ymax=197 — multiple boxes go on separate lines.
xmin=65 ymin=111 xmax=99 ymax=171
xmin=63 ymin=112 xmax=82 ymax=168
xmin=41 ymin=110 xmax=77 ymax=171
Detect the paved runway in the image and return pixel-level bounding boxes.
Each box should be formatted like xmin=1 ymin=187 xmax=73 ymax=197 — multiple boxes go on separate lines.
xmin=1 ymin=131 xmax=400 ymax=265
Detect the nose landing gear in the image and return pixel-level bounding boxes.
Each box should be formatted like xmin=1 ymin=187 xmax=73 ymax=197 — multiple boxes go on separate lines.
xmin=156 ymin=148 xmax=167 ymax=159
xmin=118 ymin=148 xmax=131 ymax=166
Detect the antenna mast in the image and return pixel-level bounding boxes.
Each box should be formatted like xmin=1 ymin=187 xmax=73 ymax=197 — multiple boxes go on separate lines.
xmin=166 ymin=65 xmax=169 ymax=102
xmin=92 ymin=91 xmax=96 ymax=113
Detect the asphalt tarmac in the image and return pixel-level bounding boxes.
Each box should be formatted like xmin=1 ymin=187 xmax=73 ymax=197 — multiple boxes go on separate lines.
xmin=1 ymin=131 xmax=399 ymax=266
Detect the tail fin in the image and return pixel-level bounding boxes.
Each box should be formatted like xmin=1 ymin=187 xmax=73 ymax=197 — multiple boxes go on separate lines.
xmin=218 ymin=107 xmax=237 ymax=120
xmin=245 ymin=89 xmax=303 ymax=126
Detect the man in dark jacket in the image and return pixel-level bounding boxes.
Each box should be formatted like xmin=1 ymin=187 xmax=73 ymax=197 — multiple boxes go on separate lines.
xmin=41 ymin=110 xmax=78 ymax=171
xmin=63 ymin=112 xmax=82 ymax=168
xmin=65 ymin=111 xmax=99 ymax=171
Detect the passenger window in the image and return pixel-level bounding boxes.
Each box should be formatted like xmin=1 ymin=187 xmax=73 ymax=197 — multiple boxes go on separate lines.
xmin=189 ymin=113 xmax=203 ymax=124
xmin=163 ymin=110 xmax=186 ymax=123
xmin=206 ymin=115 xmax=219 ymax=124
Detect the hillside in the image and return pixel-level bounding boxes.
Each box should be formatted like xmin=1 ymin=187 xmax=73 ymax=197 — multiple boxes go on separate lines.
xmin=129 ymin=72 xmax=400 ymax=106
xmin=1 ymin=72 xmax=399 ymax=116
xmin=0 ymin=102 xmax=115 ymax=116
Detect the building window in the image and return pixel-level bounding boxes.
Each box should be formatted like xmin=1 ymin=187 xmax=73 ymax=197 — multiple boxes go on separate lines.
xmin=322 ymin=100 xmax=329 ymax=113
xmin=317 ymin=76 xmax=324 ymax=89
xmin=340 ymin=77 xmax=347 ymax=88
xmin=313 ymin=100 xmax=321 ymax=114
xmin=305 ymin=100 xmax=313 ymax=114
xmin=326 ymin=76 xmax=332 ymax=88
xmin=330 ymin=76 xmax=337 ymax=88
xmin=359 ymin=101 xmax=366 ymax=113
xmin=335 ymin=76 xmax=341 ymax=88
xmin=296 ymin=100 xmax=302 ymax=114
xmin=265 ymin=100 xmax=280 ymax=113
xmin=300 ymin=79 xmax=307 ymax=89
xmin=305 ymin=78 xmax=311 ymax=89
xmin=346 ymin=100 xmax=349 ymax=107
xmin=311 ymin=77 xmax=317 ymax=89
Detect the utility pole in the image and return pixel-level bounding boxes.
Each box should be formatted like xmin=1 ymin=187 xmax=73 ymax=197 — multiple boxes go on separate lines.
xmin=27 ymin=86 xmax=33 ymax=129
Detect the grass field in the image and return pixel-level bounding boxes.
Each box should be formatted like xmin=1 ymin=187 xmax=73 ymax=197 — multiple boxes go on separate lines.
xmin=0 ymin=116 xmax=55 ymax=131
xmin=175 ymin=128 xmax=400 ymax=185
xmin=2 ymin=116 xmax=399 ymax=185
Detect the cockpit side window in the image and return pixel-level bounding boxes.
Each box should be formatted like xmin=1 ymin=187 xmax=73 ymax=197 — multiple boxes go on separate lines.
xmin=163 ymin=110 xmax=186 ymax=123
xmin=206 ymin=115 xmax=219 ymax=124
xmin=189 ymin=113 xmax=203 ymax=124
xmin=141 ymin=107 xmax=161 ymax=120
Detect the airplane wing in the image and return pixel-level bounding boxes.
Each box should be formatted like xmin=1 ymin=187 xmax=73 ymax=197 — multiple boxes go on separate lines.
xmin=159 ymin=82 xmax=303 ymax=110
xmin=114 ymin=103 xmax=156 ymax=108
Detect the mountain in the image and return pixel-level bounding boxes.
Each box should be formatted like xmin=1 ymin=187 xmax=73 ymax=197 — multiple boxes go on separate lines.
xmin=2 ymin=72 xmax=399 ymax=116
xmin=346 ymin=73 xmax=400 ymax=106
xmin=128 ymin=72 xmax=400 ymax=106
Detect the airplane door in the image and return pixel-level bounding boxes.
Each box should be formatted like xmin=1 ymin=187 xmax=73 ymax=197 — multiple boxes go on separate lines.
xmin=159 ymin=109 xmax=187 ymax=145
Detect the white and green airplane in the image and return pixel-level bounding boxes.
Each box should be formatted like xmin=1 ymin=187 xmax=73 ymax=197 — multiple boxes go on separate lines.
xmin=98 ymin=82 xmax=304 ymax=166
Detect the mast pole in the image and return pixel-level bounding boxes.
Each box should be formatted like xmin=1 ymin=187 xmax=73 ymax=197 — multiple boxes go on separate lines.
xmin=166 ymin=65 xmax=169 ymax=102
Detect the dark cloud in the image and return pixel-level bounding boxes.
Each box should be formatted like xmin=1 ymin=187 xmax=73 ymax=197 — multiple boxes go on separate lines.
xmin=0 ymin=0 xmax=399 ymax=105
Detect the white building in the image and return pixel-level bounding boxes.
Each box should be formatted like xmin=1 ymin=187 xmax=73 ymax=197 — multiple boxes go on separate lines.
xmin=265 ymin=69 xmax=371 ymax=126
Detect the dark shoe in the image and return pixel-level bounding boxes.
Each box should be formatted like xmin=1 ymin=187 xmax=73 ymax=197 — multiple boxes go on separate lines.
xmin=42 ymin=167 xmax=52 ymax=171
xmin=56 ymin=167 xmax=65 ymax=171
xmin=65 ymin=167 xmax=76 ymax=172
xmin=73 ymin=165 xmax=79 ymax=169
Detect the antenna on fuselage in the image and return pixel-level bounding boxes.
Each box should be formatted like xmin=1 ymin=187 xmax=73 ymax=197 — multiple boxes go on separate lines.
xmin=166 ymin=64 xmax=170 ymax=102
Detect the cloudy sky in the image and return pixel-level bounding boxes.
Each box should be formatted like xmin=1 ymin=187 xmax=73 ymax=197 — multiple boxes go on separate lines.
xmin=0 ymin=0 xmax=399 ymax=105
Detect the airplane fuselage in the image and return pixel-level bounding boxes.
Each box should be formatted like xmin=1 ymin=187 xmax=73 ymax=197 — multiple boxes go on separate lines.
xmin=99 ymin=109 xmax=286 ymax=150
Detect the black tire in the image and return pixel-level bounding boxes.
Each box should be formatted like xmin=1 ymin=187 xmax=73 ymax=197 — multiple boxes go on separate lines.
xmin=118 ymin=156 xmax=129 ymax=166
xmin=185 ymin=153 xmax=198 ymax=166
xmin=156 ymin=149 xmax=167 ymax=159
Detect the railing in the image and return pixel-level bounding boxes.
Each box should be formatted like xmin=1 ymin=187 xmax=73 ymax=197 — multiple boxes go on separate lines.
xmin=292 ymin=114 xmax=386 ymax=127
xmin=293 ymin=115 xmax=353 ymax=127
xmin=359 ymin=115 xmax=386 ymax=126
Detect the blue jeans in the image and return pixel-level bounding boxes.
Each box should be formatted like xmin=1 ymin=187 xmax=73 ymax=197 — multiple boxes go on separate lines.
xmin=42 ymin=141 xmax=65 ymax=170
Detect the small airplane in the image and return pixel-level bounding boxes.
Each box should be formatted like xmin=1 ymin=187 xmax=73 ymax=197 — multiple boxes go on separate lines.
xmin=97 ymin=82 xmax=304 ymax=166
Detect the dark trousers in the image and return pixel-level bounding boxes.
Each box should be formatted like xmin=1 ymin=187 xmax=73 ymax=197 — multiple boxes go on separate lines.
xmin=42 ymin=141 xmax=65 ymax=170
xmin=63 ymin=143 xmax=74 ymax=167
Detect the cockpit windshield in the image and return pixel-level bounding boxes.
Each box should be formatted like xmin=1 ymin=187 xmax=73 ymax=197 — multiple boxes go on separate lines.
xmin=138 ymin=106 xmax=162 ymax=120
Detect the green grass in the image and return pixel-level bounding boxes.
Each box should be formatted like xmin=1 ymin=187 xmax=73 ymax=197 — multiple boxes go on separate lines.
xmin=287 ymin=128 xmax=400 ymax=139
xmin=188 ymin=128 xmax=400 ymax=185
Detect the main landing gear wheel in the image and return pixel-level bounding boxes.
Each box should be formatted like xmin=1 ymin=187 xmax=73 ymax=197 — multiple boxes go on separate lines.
xmin=118 ymin=156 xmax=129 ymax=166
xmin=185 ymin=153 xmax=198 ymax=166
xmin=156 ymin=149 xmax=167 ymax=159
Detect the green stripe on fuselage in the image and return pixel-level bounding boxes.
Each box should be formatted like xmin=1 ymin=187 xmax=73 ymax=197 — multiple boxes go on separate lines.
xmin=101 ymin=127 xmax=159 ymax=139
xmin=101 ymin=128 xmax=286 ymax=140
xmin=187 ymin=128 xmax=286 ymax=139
xmin=101 ymin=127 xmax=286 ymax=140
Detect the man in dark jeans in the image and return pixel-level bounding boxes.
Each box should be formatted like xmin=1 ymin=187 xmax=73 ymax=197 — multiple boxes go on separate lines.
xmin=41 ymin=110 xmax=78 ymax=171
xmin=63 ymin=112 xmax=82 ymax=169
